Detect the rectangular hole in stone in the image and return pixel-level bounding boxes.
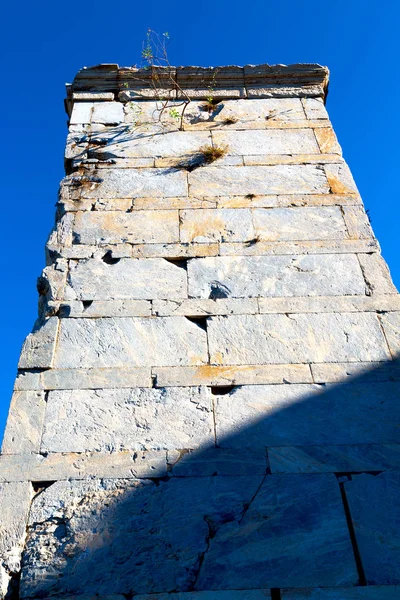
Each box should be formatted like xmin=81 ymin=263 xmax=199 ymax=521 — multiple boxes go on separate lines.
xmin=184 ymin=316 xmax=208 ymax=331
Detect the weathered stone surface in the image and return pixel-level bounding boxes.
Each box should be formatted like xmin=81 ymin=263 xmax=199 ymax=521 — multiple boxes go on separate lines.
xmin=314 ymin=127 xmax=342 ymax=154
xmin=152 ymin=298 xmax=259 ymax=317
xmin=219 ymin=239 xmax=378 ymax=256
xmin=188 ymin=255 xmax=366 ymax=299
xmin=379 ymin=312 xmax=400 ymax=356
xmin=282 ymin=586 xmax=400 ymax=599
xmin=169 ymin=447 xmax=268 ymax=477
xmin=189 ymin=165 xmax=330 ymax=196
xmin=154 ymin=364 xmax=312 ymax=387
xmin=80 ymin=168 xmax=188 ymax=198
xmin=208 ymin=98 xmax=307 ymax=124
xmin=73 ymin=210 xmax=179 ymax=244
xmin=252 ymin=206 xmax=347 ymax=241
xmin=268 ymin=444 xmax=400 ymax=473
xmin=70 ymin=102 xmax=93 ymax=125
xmin=42 ymin=367 xmax=152 ymax=390
xmin=342 ymin=205 xmax=374 ymax=239
xmin=311 ymin=360 xmax=400 ymax=383
xmin=180 ymin=208 xmax=254 ymax=243
xmin=18 ymin=317 xmax=59 ymax=369
xmin=97 ymin=130 xmax=210 ymax=158
xmin=358 ymin=253 xmax=398 ymax=295
xmin=130 ymin=242 xmax=219 ymax=259
xmin=214 ymin=382 xmax=400 ymax=447
xmin=54 ymin=317 xmax=208 ymax=368
xmin=301 ymin=97 xmax=329 ymax=120
xmin=196 ymin=474 xmax=357 ymax=589
xmin=64 ymin=299 xmax=152 ymax=317
xmin=20 ymin=476 xmax=263 ymax=596
xmin=67 ymin=258 xmax=187 ymax=300
xmin=91 ymin=101 xmax=124 ymax=124
xmin=13 ymin=371 xmax=41 ymax=391
xmin=212 ymin=129 xmax=320 ymax=155
xmin=0 ymin=482 xmax=32 ymax=573
xmin=41 ymin=387 xmax=214 ymax=452
xmin=324 ymin=163 xmax=358 ymax=194
xmin=208 ymin=313 xmax=390 ymax=364
xmin=243 ymin=153 xmax=339 ymax=166
xmin=0 ymin=451 xmax=168 ymax=482
xmin=135 ymin=591 xmax=272 ymax=599
xmin=1 ymin=391 xmax=46 ymax=454
xmin=259 ymin=294 xmax=400 ymax=314
xmin=344 ymin=472 xmax=400 ymax=585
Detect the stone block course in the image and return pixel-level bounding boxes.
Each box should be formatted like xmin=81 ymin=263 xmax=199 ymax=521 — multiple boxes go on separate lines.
xmin=73 ymin=210 xmax=180 ymax=244
xmin=1 ymin=391 xmax=46 ymax=454
xmin=67 ymin=257 xmax=187 ymax=300
xmin=54 ymin=317 xmax=208 ymax=368
xmin=41 ymin=387 xmax=214 ymax=453
xmin=207 ymin=313 xmax=391 ymax=364
xmin=187 ymin=254 xmax=366 ymax=298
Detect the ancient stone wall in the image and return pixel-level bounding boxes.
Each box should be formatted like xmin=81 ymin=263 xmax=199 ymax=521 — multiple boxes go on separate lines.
xmin=1 ymin=63 xmax=400 ymax=599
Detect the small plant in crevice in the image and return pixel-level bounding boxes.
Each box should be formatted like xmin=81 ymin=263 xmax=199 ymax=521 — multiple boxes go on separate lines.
xmin=199 ymin=144 xmax=228 ymax=164
xmin=222 ymin=117 xmax=238 ymax=125
xmin=175 ymin=144 xmax=228 ymax=172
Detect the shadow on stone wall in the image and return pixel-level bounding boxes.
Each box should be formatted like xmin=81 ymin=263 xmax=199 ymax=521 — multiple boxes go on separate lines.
xmin=17 ymin=359 xmax=400 ymax=598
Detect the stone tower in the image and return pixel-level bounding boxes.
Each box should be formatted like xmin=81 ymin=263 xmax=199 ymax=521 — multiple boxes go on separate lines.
xmin=1 ymin=63 xmax=400 ymax=599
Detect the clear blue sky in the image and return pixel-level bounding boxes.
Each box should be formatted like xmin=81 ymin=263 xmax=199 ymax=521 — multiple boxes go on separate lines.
xmin=0 ymin=0 xmax=399 ymax=437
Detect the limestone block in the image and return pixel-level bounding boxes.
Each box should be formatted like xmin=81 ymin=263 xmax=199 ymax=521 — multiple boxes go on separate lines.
xmin=64 ymin=299 xmax=152 ymax=317
xmin=208 ymin=98 xmax=307 ymax=124
xmin=189 ymin=165 xmax=330 ymax=197
xmin=154 ymin=364 xmax=312 ymax=387
xmin=1 ymin=391 xmax=46 ymax=454
xmin=180 ymin=208 xmax=254 ymax=243
xmin=282 ymin=586 xmax=400 ymax=599
xmin=246 ymin=83 xmax=325 ymax=99
xmin=65 ymin=131 xmax=88 ymax=160
xmin=130 ymin=242 xmax=219 ymax=259
xmin=243 ymin=153 xmax=339 ymax=166
xmin=54 ymin=317 xmax=208 ymax=368
xmin=259 ymin=294 xmax=400 ymax=314
xmin=324 ymin=163 xmax=358 ymax=194
xmin=18 ymin=317 xmax=59 ymax=369
xmin=41 ymin=387 xmax=214 ymax=453
xmin=207 ymin=313 xmax=391 ymax=365
xmin=342 ymin=206 xmax=374 ymax=239
xmin=20 ymin=476 xmax=263 ymax=596
xmin=14 ymin=371 xmax=41 ymax=391
xmin=42 ymin=367 xmax=152 ymax=390
xmin=311 ymin=361 xmax=400 ymax=383
xmin=0 ymin=481 xmax=32 ymax=573
xmin=301 ymin=97 xmax=329 ymax=120
xmin=379 ymin=312 xmax=400 ymax=356
xmin=91 ymin=102 xmax=124 ymax=124
xmin=219 ymin=239 xmax=378 ymax=256
xmin=67 ymin=258 xmax=187 ymax=300
xmin=152 ymin=298 xmax=259 ymax=317
xmin=72 ymin=210 xmax=179 ymax=244
xmin=358 ymin=253 xmax=398 ymax=295
xmin=131 ymin=196 xmax=217 ymax=210
xmin=252 ymin=206 xmax=347 ymax=241
xmin=169 ymin=447 xmax=267 ymax=477
xmin=73 ymin=92 xmax=115 ymax=101
xmin=98 ymin=130 xmax=210 ymax=159
xmin=80 ymin=168 xmax=188 ymax=199
xmin=212 ymin=129 xmax=320 ymax=155
xmin=344 ymin=472 xmax=400 ymax=585
xmin=187 ymin=255 xmax=366 ymax=299
xmin=135 ymin=592 xmax=271 ymax=599
xmin=314 ymin=127 xmax=342 ymax=154
xmin=70 ymin=102 xmax=93 ymax=125
xmin=0 ymin=451 xmax=168 ymax=481
xmin=196 ymin=474 xmax=357 ymax=589
xmin=269 ymin=444 xmax=400 ymax=474
xmin=214 ymin=382 xmax=400 ymax=448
